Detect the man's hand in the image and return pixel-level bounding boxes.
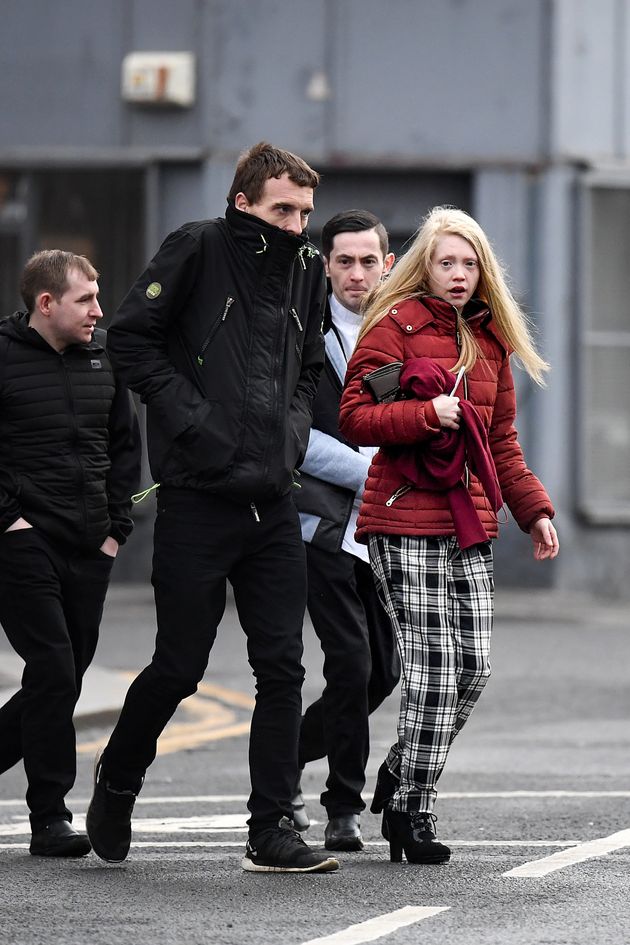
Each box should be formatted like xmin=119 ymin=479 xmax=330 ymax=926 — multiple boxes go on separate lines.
xmin=529 ymin=517 xmax=559 ymax=560
xmin=432 ymin=394 xmax=461 ymax=430
xmin=5 ymin=517 xmax=32 ymax=532
xmin=99 ymin=536 xmax=119 ymax=558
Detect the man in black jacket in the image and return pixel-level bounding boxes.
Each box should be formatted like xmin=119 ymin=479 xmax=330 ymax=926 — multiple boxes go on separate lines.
xmin=0 ymin=250 xmax=141 ymax=857
xmin=86 ymin=142 xmax=339 ymax=873
xmin=293 ymin=210 xmax=400 ymax=851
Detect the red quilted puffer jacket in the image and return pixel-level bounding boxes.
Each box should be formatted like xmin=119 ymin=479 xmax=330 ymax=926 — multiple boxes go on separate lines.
xmin=338 ymin=295 xmax=555 ymax=543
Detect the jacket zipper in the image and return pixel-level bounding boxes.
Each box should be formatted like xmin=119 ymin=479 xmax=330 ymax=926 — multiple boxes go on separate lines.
xmin=197 ymin=296 xmax=235 ymax=365
xmin=61 ymin=355 xmax=88 ymax=536
xmin=261 ymin=267 xmax=294 ymax=485
xmin=454 ymin=312 xmax=470 ymax=488
xmin=290 ymin=307 xmax=303 ymax=332
xmin=291 ymin=307 xmax=304 ymax=360
xmin=386 ymin=484 xmax=412 ymax=507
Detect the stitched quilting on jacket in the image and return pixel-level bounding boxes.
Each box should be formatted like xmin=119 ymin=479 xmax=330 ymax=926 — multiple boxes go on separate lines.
xmin=107 ymin=203 xmax=326 ymax=501
xmin=0 ymin=317 xmax=140 ymax=549
xmin=338 ymin=295 xmax=554 ymax=543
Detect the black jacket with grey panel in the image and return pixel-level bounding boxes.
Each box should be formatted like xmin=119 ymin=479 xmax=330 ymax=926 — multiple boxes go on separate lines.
xmin=107 ymin=203 xmax=327 ymax=501
xmin=0 ymin=316 xmax=141 ymax=549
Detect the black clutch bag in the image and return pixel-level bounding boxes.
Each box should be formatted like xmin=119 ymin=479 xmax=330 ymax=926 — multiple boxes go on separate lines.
xmin=362 ymin=361 xmax=403 ymax=403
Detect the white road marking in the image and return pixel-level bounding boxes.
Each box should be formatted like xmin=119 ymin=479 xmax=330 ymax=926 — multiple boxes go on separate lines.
xmin=102 ymin=814 xmax=250 ymax=832
xmin=0 ymin=795 xmax=247 ymax=806
xmin=503 ymin=827 xmax=630 ymax=877
xmin=446 ymin=840 xmax=580 ymax=847
xmin=1 ymin=792 xmax=628 ymax=877
xmin=0 ymin=814 xmax=249 ymax=836
xmin=2 ymin=789 xmax=630 ymax=807
xmin=0 ymin=841 xmax=237 ymax=850
xmin=299 ymin=906 xmax=449 ymax=945
xmin=0 ymin=837 xmax=581 ymax=848
xmin=0 ymin=799 xmax=583 ymax=848
xmin=437 ymin=791 xmax=630 ymax=799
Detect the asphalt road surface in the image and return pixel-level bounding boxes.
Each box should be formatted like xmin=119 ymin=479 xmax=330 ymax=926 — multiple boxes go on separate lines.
xmin=0 ymin=585 xmax=629 ymax=945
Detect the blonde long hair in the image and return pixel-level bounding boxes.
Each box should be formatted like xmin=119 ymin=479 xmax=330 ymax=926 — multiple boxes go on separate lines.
xmin=359 ymin=206 xmax=549 ymax=385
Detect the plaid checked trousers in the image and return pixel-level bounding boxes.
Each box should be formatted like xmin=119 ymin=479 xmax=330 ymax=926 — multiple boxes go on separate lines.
xmin=369 ymin=534 xmax=494 ymax=812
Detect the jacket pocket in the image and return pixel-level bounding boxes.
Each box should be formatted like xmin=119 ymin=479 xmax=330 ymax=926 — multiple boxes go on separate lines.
xmin=197 ymin=296 xmax=235 ymax=366
xmin=290 ymin=307 xmax=304 ymax=363
xmin=164 ymin=399 xmax=236 ymax=477
xmin=284 ymin=415 xmax=308 ymax=473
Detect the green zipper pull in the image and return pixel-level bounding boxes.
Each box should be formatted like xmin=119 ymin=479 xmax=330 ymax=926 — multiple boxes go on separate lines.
xmin=131 ymin=482 xmax=160 ymax=504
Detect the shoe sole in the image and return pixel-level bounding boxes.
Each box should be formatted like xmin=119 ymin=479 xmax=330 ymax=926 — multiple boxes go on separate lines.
xmin=241 ymin=856 xmax=340 ymax=873
xmin=404 ymin=853 xmax=451 ymax=864
xmin=86 ymin=749 xmax=130 ymax=864
xmin=324 ymin=838 xmax=364 ymax=852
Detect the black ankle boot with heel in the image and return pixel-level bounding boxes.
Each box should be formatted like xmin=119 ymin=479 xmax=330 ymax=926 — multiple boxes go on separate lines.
xmin=382 ymin=808 xmax=450 ymax=864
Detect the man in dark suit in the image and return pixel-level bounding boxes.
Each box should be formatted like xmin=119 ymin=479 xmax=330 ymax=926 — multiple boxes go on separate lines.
xmin=294 ymin=210 xmax=400 ymax=851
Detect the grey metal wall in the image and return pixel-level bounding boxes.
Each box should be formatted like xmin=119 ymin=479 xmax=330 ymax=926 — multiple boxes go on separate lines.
xmin=2 ymin=0 xmax=630 ymax=595
xmin=1 ymin=0 xmax=547 ymax=161
xmin=3 ymin=0 xmax=626 ymax=164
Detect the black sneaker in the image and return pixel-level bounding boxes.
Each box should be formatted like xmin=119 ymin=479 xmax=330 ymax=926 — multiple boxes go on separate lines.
xmin=242 ymin=817 xmax=340 ymax=873
xmin=86 ymin=751 xmax=139 ymax=863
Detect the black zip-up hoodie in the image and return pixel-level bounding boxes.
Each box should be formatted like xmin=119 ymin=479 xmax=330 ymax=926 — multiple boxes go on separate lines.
xmin=0 ymin=315 xmax=141 ymax=549
xmin=107 ymin=203 xmax=326 ymax=500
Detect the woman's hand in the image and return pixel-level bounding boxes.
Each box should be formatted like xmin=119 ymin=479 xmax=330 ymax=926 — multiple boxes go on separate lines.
xmin=432 ymin=394 xmax=461 ymax=430
xmin=529 ymin=517 xmax=559 ymax=560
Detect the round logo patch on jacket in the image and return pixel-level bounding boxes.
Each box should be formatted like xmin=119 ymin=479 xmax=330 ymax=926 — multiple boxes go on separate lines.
xmin=146 ymin=282 xmax=162 ymax=299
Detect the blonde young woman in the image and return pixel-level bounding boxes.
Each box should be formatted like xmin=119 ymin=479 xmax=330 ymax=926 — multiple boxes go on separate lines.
xmin=339 ymin=206 xmax=559 ymax=864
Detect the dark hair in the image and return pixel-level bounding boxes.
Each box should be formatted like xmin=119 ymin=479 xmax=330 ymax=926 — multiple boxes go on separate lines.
xmin=227 ymin=141 xmax=320 ymax=204
xmin=321 ymin=209 xmax=389 ymax=260
xmin=20 ymin=250 xmax=98 ymax=313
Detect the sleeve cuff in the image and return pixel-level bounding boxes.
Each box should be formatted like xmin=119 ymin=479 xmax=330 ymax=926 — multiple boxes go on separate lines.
xmin=424 ymin=400 xmax=441 ymax=432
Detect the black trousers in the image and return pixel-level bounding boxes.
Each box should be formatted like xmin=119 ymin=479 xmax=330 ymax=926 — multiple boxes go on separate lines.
xmin=102 ymin=488 xmax=307 ymax=837
xmin=0 ymin=529 xmax=113 ymax=829
xmin=298 ymin=544 xmax=400 ymax=815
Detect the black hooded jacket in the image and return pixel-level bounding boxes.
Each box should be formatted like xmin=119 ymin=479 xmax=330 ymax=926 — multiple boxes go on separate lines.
xmin=107 ymin=203 xmax=326 ymax=500
xmin=0 ymin=315 xmax=141 ymax=549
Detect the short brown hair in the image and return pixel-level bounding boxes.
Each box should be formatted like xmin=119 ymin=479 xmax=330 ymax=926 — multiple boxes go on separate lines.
xmin=227 ymin=141 xmax=320 ymax=204
xmin=20 ymin=250 xmax=98 ymax=313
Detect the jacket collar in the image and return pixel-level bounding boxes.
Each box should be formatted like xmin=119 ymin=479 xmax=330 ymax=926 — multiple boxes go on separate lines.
xmin=0 ymin=311 xmax=106 ymax=354
xmin=225 ymin=201 xmax=315 ymax=272
xmin=421 ymin=294 xmax=490 ymax=326
xmin=388 ymin=296 xmax=507 ymax=349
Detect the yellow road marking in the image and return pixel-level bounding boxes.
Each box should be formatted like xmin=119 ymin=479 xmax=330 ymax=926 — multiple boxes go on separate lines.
xmin=77 ymin=676 xmax=253 ymax=756
xmin=197 ymin=680 xmax=255 ymax=710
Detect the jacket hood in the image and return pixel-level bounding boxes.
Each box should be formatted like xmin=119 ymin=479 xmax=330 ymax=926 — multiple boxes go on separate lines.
xmin=0 ymin=311 xmax=32 ymax=342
